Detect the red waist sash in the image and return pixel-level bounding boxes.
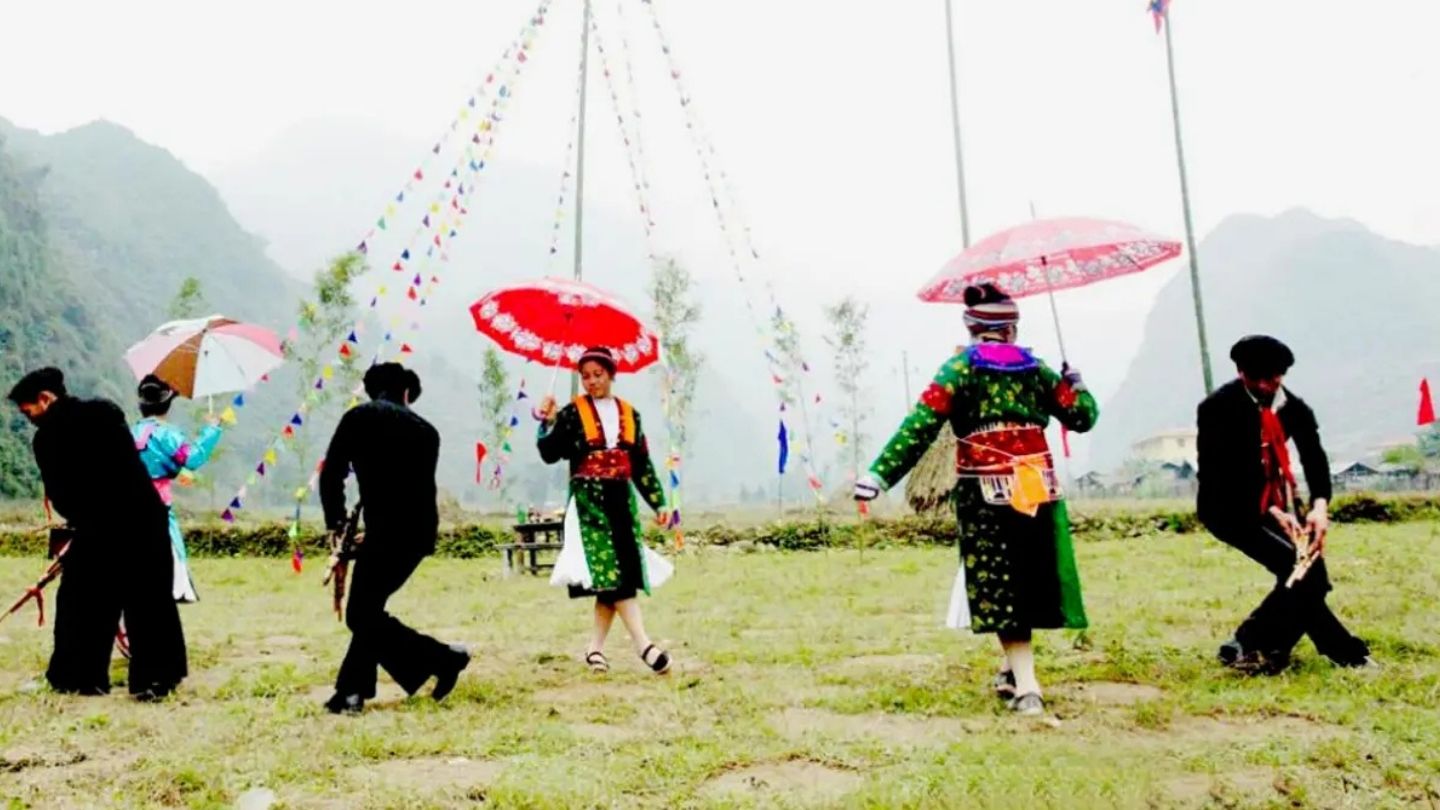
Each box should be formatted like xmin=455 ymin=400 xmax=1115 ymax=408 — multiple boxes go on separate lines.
xmin=955 ymin=424 xmax=1052 ymax=474
xmin=574 ymin=449 xmax=632 ymax=480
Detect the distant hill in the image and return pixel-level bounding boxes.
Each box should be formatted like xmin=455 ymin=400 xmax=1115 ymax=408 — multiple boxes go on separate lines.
xmin=0 ymin=118 xmax=304 ymax=501
xmin=1094 ymin=209 xmax=1440 ymax=471
xmin=0 ymin=139 xmax=123 ymax=496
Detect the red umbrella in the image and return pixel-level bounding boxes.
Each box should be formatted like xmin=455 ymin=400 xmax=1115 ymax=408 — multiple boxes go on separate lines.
xmin=917 ymin=217 xmax=1181 ymax=359
xmin=469 ymin=277 xmax=661 ymax=374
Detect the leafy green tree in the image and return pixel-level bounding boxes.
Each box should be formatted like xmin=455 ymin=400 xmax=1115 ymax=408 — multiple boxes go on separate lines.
xmin=282 ymin=252 xmax=369 ymax=493
xmin=647 ymin=257 xmax=704 ymax=460
xmin=477 ymin=346 xmax=512 ymax=501
xmin=167 ymin=276 xmax=208 ymax=320
xmin=824 ymin=297 xmax=869 ymax=483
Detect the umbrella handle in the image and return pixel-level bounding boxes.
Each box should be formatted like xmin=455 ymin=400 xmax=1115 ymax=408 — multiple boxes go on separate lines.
xmin=1030 ymin=203 xmax=1068 ymax=365
xmin=1045 ymin=279 xmax=1068 ymax=365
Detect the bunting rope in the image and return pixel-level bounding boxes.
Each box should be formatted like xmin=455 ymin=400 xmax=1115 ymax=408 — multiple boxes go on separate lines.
xmin=589 ymin=5 xmax=687 ymax=538
xmin=589 ymin=7 xmax=656 ymax=244
xmin=273 ymin=2 xmax=552 ymax=536
xmin=218 ymin=1 xmax=552 ymax=530
xmin=640 ymin=0 xmax=827 ymax=503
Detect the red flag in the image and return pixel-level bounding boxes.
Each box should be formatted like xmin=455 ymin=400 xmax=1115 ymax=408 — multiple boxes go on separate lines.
xmin=291 ymin=547 xmax=303 ymax=573
xmin=1060 ymin=425 xmax=1072 ymax=458
xmin=475 ymin=441 xmax=488 ymax=483
xmin=1420 ymin=378 xmax=1436 ymax=426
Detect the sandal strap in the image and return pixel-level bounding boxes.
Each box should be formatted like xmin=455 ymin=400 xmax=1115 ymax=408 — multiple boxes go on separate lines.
xmin=585 ymin=651 xmax=609 ymax=669
xmin=640 ymin=644 xmax=670 ymax=671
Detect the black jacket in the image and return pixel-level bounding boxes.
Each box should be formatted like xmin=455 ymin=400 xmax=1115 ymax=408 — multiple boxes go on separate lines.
xmin=1196 ymin=379 xmax=1331 ymax=531
xmin=319 ymin=399 xmax=440 ymax=553
xmin=31 ymin=396 xmax=170 ymax=565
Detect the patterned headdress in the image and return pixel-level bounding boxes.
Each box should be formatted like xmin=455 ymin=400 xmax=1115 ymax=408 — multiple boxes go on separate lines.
xmin=963 ymin=283 xmax=1020 ymax=332
xmin=578 ymin=346 xmax=617 ymax=376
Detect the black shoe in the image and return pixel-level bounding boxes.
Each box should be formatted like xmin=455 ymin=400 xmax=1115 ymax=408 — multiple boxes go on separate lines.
xmin=1221 ymin=641 xmax=1288 ymax=676
xmin=1218 ymin=638 xmax=1244 ymax=667
xmin=134 ymin=683 xmax=176 ymax=702
xmin=324 ymin=693 xmax=365 ymax=715
xmin=431 ymin=645 xmax=471 ymax=702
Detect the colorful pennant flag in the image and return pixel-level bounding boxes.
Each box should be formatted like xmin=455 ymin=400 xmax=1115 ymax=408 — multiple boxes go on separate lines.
xmin=1148 ymin=0 xmax=1170 ymax=33
xmin=476 ymin=441 xmax=488 ymax=483
xmin=1420 ymin=378 xmax=1436 ymax=426
xmin=777 ymin=420 xmax=790 ymax=474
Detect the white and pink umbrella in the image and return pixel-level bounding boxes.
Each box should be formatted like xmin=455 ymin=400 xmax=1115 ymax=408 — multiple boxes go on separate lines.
xmin=918 ymin=217 xmax=1181 ymax=303
xmin=917 ymin=217 xmax=1182 ymax=359
xmin=124 ymin=315 xmax=284 ymax=399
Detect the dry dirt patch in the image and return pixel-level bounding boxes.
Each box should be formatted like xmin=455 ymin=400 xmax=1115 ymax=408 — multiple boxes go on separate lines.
xmin=349 ymin=756 xmax=503 ymax=792
xmin=1164 ymin=768 xmax=1282 ymax=805
xmin=774 ymin=707 xmax=982 ymax=745
xmin=531 ymin=679 xmax=640 ymax=706
xmin=702 ymin=760 xmax=862 ymax=803
xmin=1062 ymin=680 xmax=1165 ymax=706
xmin=1168 ymin=714 xmax=1336 ymax=745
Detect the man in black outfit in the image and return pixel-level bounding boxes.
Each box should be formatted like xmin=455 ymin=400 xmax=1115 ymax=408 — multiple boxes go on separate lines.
xmin=1196 ymin=336 xmax=1371 ymax=673
xmin=6 ymin=368 xmax=188 ymax=698
xmin=319 ymin=362 xmax=469 ymax=714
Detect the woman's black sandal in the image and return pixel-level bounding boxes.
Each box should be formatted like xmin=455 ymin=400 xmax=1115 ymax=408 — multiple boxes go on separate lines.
xmin=640 ymin=644 xmax=671 ymax=674
xmin=993 ymin=670 xmax=1017 ymax=699
xmin=585 ymin=651 xmax=610 ymax=674
xmin=1008 ymin=692 xmax=1044 ymax=716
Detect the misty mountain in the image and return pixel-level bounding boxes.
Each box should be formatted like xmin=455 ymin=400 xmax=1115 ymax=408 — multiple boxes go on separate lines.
xmin=0 ymin=117 xmax=339 ymax=503
xmin=1094 ymin=209 xmax=1440 ymax=471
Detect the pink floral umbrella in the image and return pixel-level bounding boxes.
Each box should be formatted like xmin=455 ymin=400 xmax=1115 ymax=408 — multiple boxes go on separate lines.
xmin=916 ymin=217 xmax=1181 ymax=359
xmin=918 ymin=217 xmax=1182 ymax=303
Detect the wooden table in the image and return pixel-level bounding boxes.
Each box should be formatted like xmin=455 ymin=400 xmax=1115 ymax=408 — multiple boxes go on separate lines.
xmin=503 ymin=520 xmax=564 ymax=577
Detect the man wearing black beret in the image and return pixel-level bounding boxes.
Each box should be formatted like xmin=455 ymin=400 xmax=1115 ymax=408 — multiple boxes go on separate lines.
xmin=1196 ymin=336 xmax=1372 ymax=673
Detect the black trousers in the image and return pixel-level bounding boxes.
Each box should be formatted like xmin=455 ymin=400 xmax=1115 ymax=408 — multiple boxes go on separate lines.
xmin=334 ymin=550 xmax=456 ymax=698
xmin=1210 ymin=519 xmax=1369 ymax=665
xmin=47 ymin=550 xmax=188 ymax=695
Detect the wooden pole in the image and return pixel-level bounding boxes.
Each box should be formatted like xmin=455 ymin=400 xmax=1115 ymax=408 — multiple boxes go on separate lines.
xmin=943 ymin=0 xmax=971 ymax=248
xmin=571 ymin=0 xmax=593 ymax=398
xmin=1162 ymin=5 xmax=1215 ymax=394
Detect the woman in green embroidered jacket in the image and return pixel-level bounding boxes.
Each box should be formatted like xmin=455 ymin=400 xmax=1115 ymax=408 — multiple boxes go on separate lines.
xmin=537 ymin=346 xmax=674 ymax=675
xmin=855 ymin=283 xmax=1099 ymax=716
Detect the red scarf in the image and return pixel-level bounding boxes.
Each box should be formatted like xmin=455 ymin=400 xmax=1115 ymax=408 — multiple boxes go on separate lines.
xmin=1258 ymin=406 xmax=1297 ymax=516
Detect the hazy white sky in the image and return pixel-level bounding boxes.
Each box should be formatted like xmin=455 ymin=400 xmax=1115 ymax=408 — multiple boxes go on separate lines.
xmin=3 ymin=0 xmax=1437 ymax=444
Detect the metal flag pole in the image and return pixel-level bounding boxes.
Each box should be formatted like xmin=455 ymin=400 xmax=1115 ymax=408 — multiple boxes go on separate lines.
xmin=1162 ymin=4 xmax=1215 ymax=394
xmin=570 ymin=0 xmax=593 ymax=398
xmin=943 ymin=0 xmax=971 ymax=248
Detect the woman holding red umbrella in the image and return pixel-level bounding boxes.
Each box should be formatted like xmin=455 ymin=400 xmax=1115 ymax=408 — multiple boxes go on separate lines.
xmin=536 ymin=346 xmax=673 ymax=675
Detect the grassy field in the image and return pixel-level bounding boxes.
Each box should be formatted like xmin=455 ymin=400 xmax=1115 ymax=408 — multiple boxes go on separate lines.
xmin=1 ymin=522 xmax=1438 ymax=809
